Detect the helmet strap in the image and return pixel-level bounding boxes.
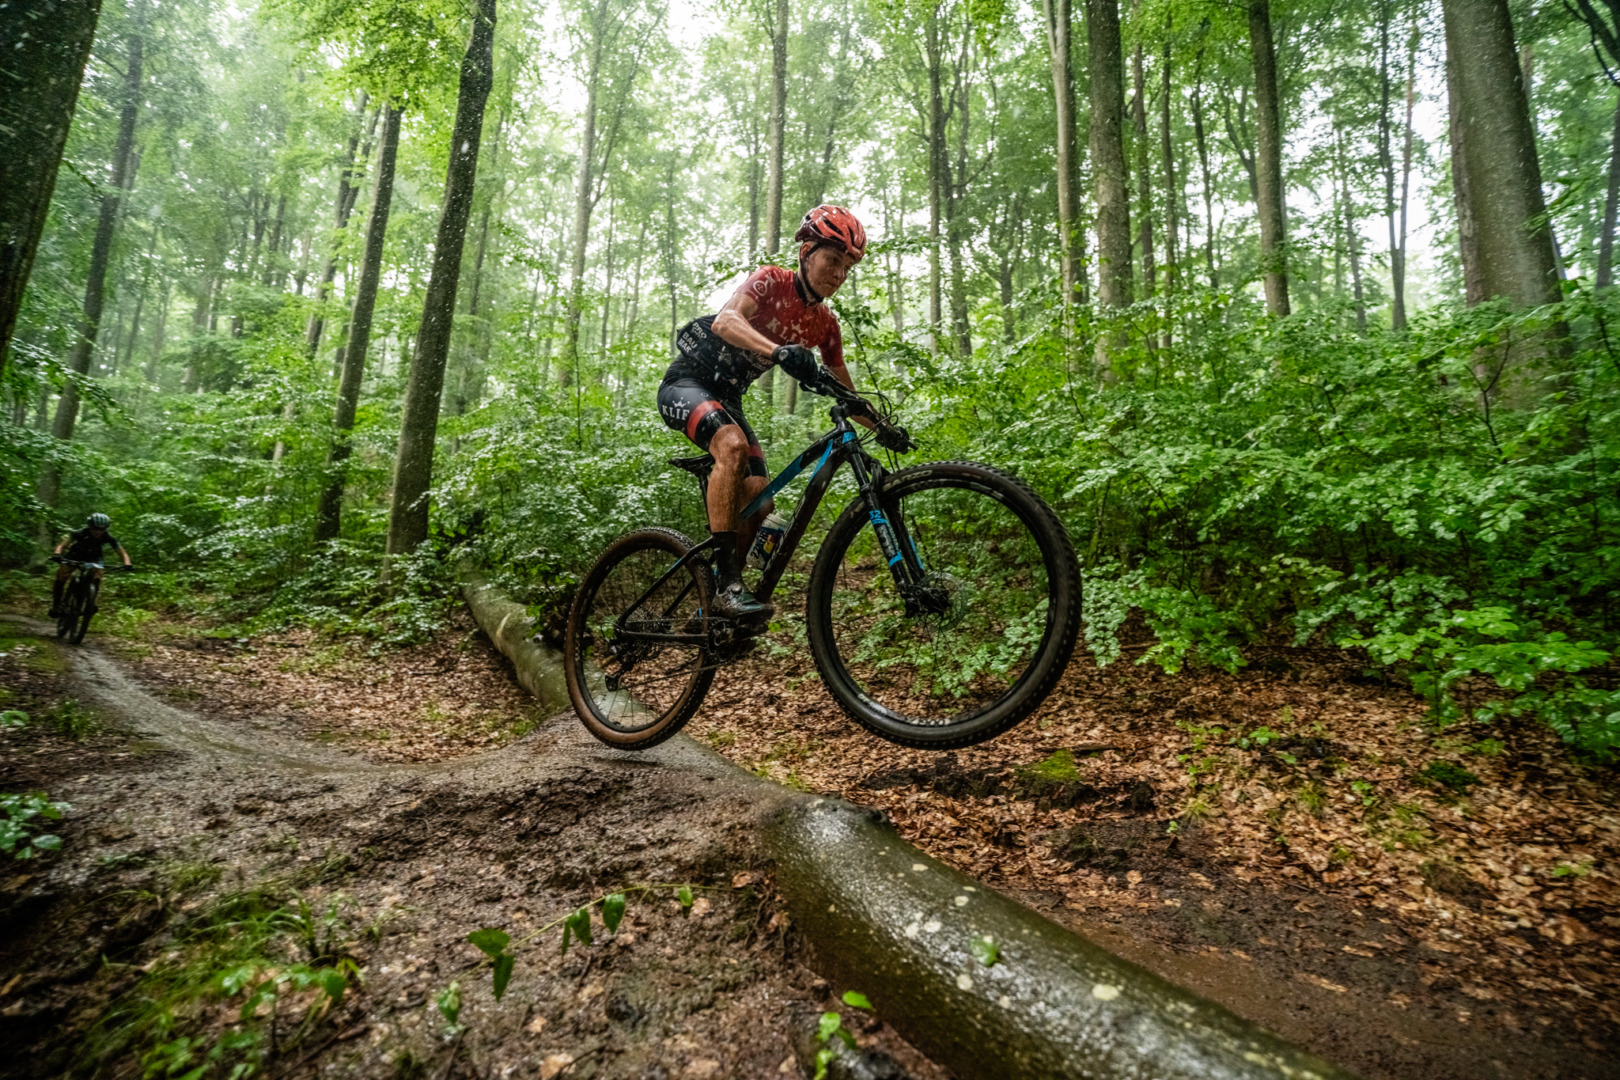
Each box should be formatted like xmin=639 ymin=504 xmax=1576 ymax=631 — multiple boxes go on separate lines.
xmin=794 ymin=252 xmax=826 ymax=307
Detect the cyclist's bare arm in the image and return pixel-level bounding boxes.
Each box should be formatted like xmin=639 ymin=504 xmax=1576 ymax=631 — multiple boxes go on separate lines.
xmin=710 ymin=290 xmax=776 ymax=355
xmin=117 ymin=544 xmax=130 ymax=567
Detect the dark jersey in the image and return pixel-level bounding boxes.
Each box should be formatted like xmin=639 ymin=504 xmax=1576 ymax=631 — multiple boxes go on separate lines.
xmin=664 ymin=265 xmax=846 ymax=395
xmin=62 ymin=528 xmax=122 ymax=563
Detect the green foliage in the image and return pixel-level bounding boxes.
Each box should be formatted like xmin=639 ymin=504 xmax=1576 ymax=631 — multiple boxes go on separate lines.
xmin=1421 ymin=761 xmax=1482 ymax=793
xmin=813 ymin=990 xmax=873 ymax=1080
xmin=0 ymin=710 xmax=28 ymax=728
xmin=0 ymin=792 xmax=69 ymax=859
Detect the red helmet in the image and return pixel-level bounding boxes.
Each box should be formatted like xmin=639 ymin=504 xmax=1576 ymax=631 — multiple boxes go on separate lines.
xmin=795 ymin=205 xmax=866 ymax=261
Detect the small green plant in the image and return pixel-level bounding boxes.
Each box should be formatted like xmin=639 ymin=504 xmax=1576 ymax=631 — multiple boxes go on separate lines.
xmin=0 ymin=709 xmax=28 ymax=729
xmin=1421 ymin=761 xmax=1481 ymax=793
xmin=970 ymin=936 xmax=1000 ymax=967
xmin=436 ymin=982 xmax=462 ymax=1028
xmin=44 ymin=698 xmax=101 ymax=739
xmin=1298 ymin=782 xmax=1327 ymax=816
xmin=1350 ymin=780 xmax=1378 ymax=808
xmin=0 ymin=792 xmax=69 ymax=859
xmin=1551 ymin=859 xmax=1593 ymax=879
xmin=815 ymin=991 xmax=875 ymax=1080
xmin=1234 ymin=726 xmax=1281 ymax=750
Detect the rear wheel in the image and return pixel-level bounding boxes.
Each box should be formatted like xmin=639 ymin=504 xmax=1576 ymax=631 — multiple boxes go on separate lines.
xmin=565 ymin=528 xmax=716 ymax=749
xmin=806 ymin=461 xmax=1081 ymax=749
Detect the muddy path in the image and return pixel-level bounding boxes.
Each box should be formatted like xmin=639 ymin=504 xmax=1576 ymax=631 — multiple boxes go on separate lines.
xmin=0 ymin=617 xmax=943 ymax=1080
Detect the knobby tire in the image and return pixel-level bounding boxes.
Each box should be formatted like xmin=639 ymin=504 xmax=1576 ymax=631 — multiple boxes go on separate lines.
xmin=806 ymin=461 xmax=1081 ymax=749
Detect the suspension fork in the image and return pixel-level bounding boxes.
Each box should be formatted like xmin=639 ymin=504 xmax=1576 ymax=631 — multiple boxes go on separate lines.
xmin=848 ymin=453 xmax=923 ymax=589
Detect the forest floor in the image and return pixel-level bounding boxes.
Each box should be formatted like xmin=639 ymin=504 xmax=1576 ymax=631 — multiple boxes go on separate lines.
xmin=1 ymin=587 xmax=1617 ymax=1080
xmin=0 ymin=602 xmax=945 ymax=1080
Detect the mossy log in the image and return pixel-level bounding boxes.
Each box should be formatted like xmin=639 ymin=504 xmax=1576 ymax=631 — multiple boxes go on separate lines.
xmin=460 ymin=573 xmax=570 ymax=713
xmin=767 ymin=798 xmax=1359 ymax=1080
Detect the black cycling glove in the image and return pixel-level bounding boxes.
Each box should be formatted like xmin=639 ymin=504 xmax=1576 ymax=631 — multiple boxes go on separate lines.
xmin=772 ymin=343 xmax=818 ymax=385
xmin=875 ymin=424 xmax=914 ymax=453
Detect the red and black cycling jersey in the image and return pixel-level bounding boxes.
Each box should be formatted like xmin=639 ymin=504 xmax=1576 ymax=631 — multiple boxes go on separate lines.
xmin=62 ymin=528 xmax=123 ymax=563
xmin=664 ymin=265 xmax=846 ymax=396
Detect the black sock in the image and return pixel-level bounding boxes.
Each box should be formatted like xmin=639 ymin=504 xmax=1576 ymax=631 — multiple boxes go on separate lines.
xmin=51 ymin=582 xmax=64 ymax=608
xmin=711 ymin=531 xmax=741 ymax=591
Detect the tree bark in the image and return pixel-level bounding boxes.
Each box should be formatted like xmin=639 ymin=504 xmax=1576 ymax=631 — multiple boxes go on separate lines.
xmin=1131 ymin=36 xmax=1155 ymax=299
xmin=1446 ymin=24 xmax=1486 ymax=305
xmin=1042 ymin=0 xmax=1083 ymax=315
xmin=305 ymin=94 xmax=370 ymax=359
xmin=316 ymin=102 xmax=401 ymax=544
xmin=1394 ymin=12 xmax=1418 ymax=325
xmin=1248 ymin=0 xmax=1290 ymax=316
xmin=765 ymin=0 xmax=790 ymax=255
xmin=1192 ymin=35 xmax=1218 ymax=289
xmin=1159 ymin=30 xmax=1178 ymax=298
xmin=41 ymin=1 xmax=143 ymax=518
xmin=1335 ymin=129 xmax=1367 ymax=331
xmin=1442 ymin=0 xmax=1561 ymax=313
xmin=385 ymin=0 xmax=496 ymax=563
xmin=1087 ymin=0 xmax=1133 ymax=338
xmin=1599 ymin=92 xmax=1620 ymax=287
xmin=0 ymin=0 xmax=103 ymax=376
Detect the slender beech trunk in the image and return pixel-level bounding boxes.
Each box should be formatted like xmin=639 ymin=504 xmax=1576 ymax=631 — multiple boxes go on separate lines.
xmin=1336 ymin=130 xmax=1367 ymax=331
xmin=1395 ymin=13 xmax=1418 ymax=325
xmin=1131 ymin=34 xmax=1155 ymax=299
xmin=765 ymin=0 xmax=790 ymax=255
xmin=316 ymin=103 xmax=401 ymax=544
xmin=562 ymin=48 xmax=600 ymax=387
xmin=385 ymin=0 xmax=496 ymax=564
xmin=1377 ymin=0 xmax=1404 ymax=329
xmin=1446 ymin=26 xmax=1486 ymax=304
xmin=1159 ymin=30 xmax=1178 ymax=298
xmin=1087 ymin=0 xmax=1133 ymax=371
xmin=147 ymin=277 xmax=169 ymax=382
xmin=305 ymin=94 xmax=370 ymax=358
xmin=1600 ymin=91 xmax=1620 ymax=287
xmin=1192 ymin=35 xmax=1218 ymax=288
xmin=39 ymin=3 xmax=143 ymax=517
xmin=120 ymin=225 xmax=159 ymax=374
xmin=1042 ymin=0 xmax=1084 ymax=316
xmin=946 ymin=23 xmax=973 ymax=358
xmin=1248 ymin=0 xmax=1290 ymax=316
xmin=0 ymin=0 xmax=104 ymax=375
xmin=263 ymin=189 xmax=288 ymax=288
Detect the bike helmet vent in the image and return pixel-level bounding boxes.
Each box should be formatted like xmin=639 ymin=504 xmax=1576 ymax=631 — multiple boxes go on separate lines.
xmin=87 ymin=513 xmax=111 ymax=528
xmin=794 ymin=205 xmax=866 ymax=261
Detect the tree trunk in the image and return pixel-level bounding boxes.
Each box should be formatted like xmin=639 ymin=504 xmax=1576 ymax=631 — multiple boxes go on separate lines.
xmin=946 ymin=20 xmax=973 ymax=358
xmin=40 ymin=3 xmax=143 ymax=515
xmin=1131 ymin=36 xmax=1155 ymax=299
xmin=120 ymin=224 xmax=159 ymax=374
xmin=1394 ymin=11 xmax=1418 ymax=325
xmin=1442 ymin=0 xmax=1561 ymax=313
xmin=385 ymin=0 xmax=496 ymax=564
xmin=1192 ymin=35 xmax=1218 ymax=289
xmin=1336 ymin=130 xmax=1367 ymax=331
xmin=1042 ymin=0 xmax=1083 ymax=315
xmin=1599 ymin=91 xmax=1620 ymax=287
xmin=926 ymin=10 xmax=946 ymax=353
xmin=0 ymin=0 xmax=103 ymax=376
xmin=316 ymin=102 xmax=401 ymax=544
xmin=146 ymin=276 xmax=169 ymax=382
xmin=263 ymin=189 xmax=288 ymax=288
xmin=1248 ymin=0 xmax=1290 ymax=316
xmin=305 ymin=94 xmax=370 ymax=359
xmin=1087 ymin=0 xmax=1133 ymax=321
xmin=1446 ymin=25 xmax=1486 ymax=305
xmin=1160 ymin=30 xmax=1178 ymax=299
xmin=765 ymin=0 xmax=790 ymax=255
xmin=562 ymin=53 xmax=598 ymax=387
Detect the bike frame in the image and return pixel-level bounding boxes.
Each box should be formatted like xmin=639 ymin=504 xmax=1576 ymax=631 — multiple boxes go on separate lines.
xmin=614 ymin=401 xmax=926 ymax=644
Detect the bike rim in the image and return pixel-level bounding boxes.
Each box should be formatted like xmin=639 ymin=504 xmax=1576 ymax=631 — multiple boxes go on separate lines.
xmin=576 ymin=545 xmax=708 ymax=734
xmin=822 ymin=479 xmax=1056 ymax=728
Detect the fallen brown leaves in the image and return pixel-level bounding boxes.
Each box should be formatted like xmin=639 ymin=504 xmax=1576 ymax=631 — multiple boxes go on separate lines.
xmin=687 ymin=636 xmax=1620 ymax=1033
xmin=112 ymin=611 xmax=542 ymax=763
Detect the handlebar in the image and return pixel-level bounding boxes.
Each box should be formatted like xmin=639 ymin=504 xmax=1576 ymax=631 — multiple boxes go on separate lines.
xmin=799 ymin=366 xmax=916 ymax=453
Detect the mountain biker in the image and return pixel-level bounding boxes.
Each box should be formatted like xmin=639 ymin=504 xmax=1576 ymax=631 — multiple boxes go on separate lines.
xmin=658 ymin=204 xmax=906 ymax=623
xmin=49 ymin=513 xmax=131 ymax=618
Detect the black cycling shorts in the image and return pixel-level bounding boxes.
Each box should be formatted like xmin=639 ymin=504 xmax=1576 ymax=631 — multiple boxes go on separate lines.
xmin=657 ymin=377 xmax=767 ymax=478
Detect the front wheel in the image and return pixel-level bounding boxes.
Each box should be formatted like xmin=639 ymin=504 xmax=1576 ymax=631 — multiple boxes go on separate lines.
xmin=806 ymin=461 xmax=1081 ymax=749
xmin=565 ymin=527 xmax=716 ymax=750
xmin=56 ymin=586 xmax=80 ymax=641
xmin=70 ymin=582 xmax=97 ymax=644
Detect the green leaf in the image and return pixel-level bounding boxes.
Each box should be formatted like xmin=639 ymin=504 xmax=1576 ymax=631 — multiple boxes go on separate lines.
xmin=602 ymin=892 xmax=627 ymax=934
xmin=467 ymin=928 xmax=510 ymax=957
xmin=970 ymin=936 xmax=1001 ymax=967
xmin=568 ymin=907 xmax=594 ymax=947
xmin=318 ymin=969 xmax=348 ymax=1001
xmin=817 ymin=1011 xmax=842 ymax=1042
xmin=491 ymin=953 xmax=514 ymax=1001
xmin=560 ymin=921 xmax=573 ymax=956
xmin=677 ymin=885 xmax=694 ymax=909
xmin=814 ymin=1046 xmax=835 ymax=1080
xmin=841 ymin=990 xmax=873 ymax=1010
xmin=437 ymin=982 xmax=462 ymax=1027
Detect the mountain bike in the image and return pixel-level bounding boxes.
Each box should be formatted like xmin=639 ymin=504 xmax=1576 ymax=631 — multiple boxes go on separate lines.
xmin=50 ymin=558 xmax=130 ymax=645
xmin=563 ymin=366 xmax=1082 ymax=751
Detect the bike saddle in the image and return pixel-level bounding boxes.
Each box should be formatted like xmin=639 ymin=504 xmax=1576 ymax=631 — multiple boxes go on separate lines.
xmin=668 ymin=455 xmax=715 ymax=480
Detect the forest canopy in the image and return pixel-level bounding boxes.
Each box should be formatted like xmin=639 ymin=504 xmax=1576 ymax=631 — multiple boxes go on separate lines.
xmin=2 ymin=0 xmax=1618 ymax=754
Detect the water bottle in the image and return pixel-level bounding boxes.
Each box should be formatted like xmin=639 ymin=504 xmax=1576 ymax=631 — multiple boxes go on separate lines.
xmin=746 ymin=512 xmax=789 ymax=570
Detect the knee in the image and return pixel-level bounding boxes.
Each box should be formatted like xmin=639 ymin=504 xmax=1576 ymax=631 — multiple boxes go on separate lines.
xmin=710 ymin=425 xmax=748 ymax=467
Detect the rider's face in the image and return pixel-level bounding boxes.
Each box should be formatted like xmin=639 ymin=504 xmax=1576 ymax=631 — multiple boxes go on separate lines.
xmin=89 ymin=526 xmax=106 ymax=536
xmin=802 ymin=244 xmax=858 ymax=299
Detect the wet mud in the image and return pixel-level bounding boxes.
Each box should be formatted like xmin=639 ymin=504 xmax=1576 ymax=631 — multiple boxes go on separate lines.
xmin=0 ymin=617 xmax=943 ymax=1080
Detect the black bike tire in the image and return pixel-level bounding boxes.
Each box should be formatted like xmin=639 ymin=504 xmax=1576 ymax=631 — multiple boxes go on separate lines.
xmin=564 ymin=527 xmax=716 ymax=750
xmin=56 ymin=583 xmax=79 ymax=640
xmin=71 ymin=582 xmax=96 ymax=645
xmin=805 ymin=461 xmax=1081 ymax=749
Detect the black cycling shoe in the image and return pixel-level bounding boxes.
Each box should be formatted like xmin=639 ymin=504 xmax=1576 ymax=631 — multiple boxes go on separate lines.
xmin=710 ymin=582 xmax=773 ymax=624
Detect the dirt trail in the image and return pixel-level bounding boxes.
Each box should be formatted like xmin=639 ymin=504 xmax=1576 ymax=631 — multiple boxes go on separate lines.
xmin=0 ymin=618 xmax=943 ymax=1080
